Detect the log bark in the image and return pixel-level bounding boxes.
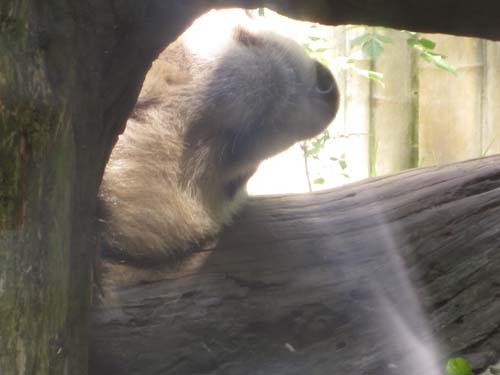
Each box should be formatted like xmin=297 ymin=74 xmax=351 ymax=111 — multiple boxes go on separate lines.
xmin=255 ymin=0 xmax=500 ymax=41
xmin=0 ymin=2 xmax=209 ymax=374
xmin=90 ymin=155 xmax=500 ymax=375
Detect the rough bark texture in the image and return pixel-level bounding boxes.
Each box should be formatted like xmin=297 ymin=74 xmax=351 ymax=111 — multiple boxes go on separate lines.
xmin=257 ymin=0 xmax=500 ymax=41
xmin=91 ymin=156 xmax=500 ymax=375
xmin=2 ymin=1 xmax=500 ymax=375
xmin=0 ymin=2 xmax=210 ymax=374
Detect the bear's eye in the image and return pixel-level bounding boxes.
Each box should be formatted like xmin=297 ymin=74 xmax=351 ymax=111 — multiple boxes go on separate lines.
xmin=315 ymin=61 xmax=334 ymax=94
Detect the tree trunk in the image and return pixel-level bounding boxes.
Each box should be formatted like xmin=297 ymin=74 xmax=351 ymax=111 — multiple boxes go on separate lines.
xmin=0 ymin=2 xmax=208 ymax=374
xmin=256 ymin=0 xmax=500 ymax=41
xmin=90 ymin=155 xmax=500 ymax=375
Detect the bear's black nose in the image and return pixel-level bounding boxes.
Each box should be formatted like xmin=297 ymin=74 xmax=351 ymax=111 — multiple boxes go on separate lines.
xmin=315 ymin=61 xmax=335 ymax=94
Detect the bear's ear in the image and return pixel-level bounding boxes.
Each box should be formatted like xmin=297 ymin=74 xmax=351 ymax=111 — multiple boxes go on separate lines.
xmin=233 ymin=25 xmax=262 ymax=47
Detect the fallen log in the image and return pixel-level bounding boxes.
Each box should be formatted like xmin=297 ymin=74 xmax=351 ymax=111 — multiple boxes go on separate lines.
xmin=90 ymin=155 xmax=500 ymax=375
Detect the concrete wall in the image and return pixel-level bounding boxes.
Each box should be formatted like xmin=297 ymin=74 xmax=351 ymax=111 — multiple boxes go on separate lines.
xmin=249 ymin=24 xmax=500 ymax=194
xmin=418 ymin=34 xmax=484 ymax=167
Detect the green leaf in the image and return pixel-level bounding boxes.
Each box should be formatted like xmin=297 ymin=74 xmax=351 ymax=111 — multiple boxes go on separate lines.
xmin=367 ymin=70 xmax=384 ymax=81
xmin=420 ymin=51 xmax=434 ymax=63
xmin=350 ymin=33 xmax=372 ymax=47
xmin=446 ymin=358 xmax=473 ymax=375
xmin=303 ymin=46 xmax=314 ymax=54
xmin=362 ymin=39 xmax=384 ymax=60
xmin=420 ymin=51 xmax=457 ymax=74
xmin=425 ymin=50 xmax=447 ymax=58
xmin=339 ymin=160 xmax=347 ymax=170
xmin=313 ymin=177 xmax=325 ymax=185
xmin=407 ymin=37 xmax=419 ymax=48
xmin=318 ymin=57 xmax=330 ymax=66
xmin=305 ymin=146 xmax=320 ymax=157
xmin=312 ymin=47 xmax=329 ymax=53
xmin=329 ymin=157 xmax=338 ymax=161
xmin=433 ymin=59 xmax=457 ymax=74
xmin=407 ymin=36 xmax=436 ymax=50
xmin=418 ymin=37 xmax=436 ymax=49
xmin=373 ymin=33 xmax=393 ymax=44
xmin=355 ymin=68 xmax=384 ymax=85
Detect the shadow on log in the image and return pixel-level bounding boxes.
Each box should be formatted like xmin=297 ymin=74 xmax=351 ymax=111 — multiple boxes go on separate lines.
xmin=90 ymin=155 xmax=500 ymax=375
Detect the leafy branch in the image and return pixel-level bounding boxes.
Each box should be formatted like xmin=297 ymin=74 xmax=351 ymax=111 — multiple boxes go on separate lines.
xmin=350 ymin=30 xmax=393 ymax=61
xmin=300 ymin=130 xmax=352 ymax=190
xmin=405 ymin=31 xmax=457 ymax=73
xmin=350 ymin=28 xmax=457 ymax=73
xmin=300 ymin=23 xmax=458 ymax=190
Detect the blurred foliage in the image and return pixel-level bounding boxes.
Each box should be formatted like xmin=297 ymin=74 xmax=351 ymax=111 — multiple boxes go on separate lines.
xmin=446 ymin=358 xmax=474 ymax=375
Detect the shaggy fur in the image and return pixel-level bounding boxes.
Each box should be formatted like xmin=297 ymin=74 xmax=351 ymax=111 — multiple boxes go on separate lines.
xmin=98 ymin=24 xmax=339 ymax=263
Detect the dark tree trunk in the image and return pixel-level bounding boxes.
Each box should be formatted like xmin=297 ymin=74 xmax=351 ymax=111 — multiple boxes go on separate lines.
xmin=91 ymin=155 xmax=500 ymax=375
xmin=257 ymin=0 xmax=500 ymax=41
xmin=0 ymin=2 xmax=209 ymax=374
xmin=1 ymin=1 xmax=500 ymax=375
